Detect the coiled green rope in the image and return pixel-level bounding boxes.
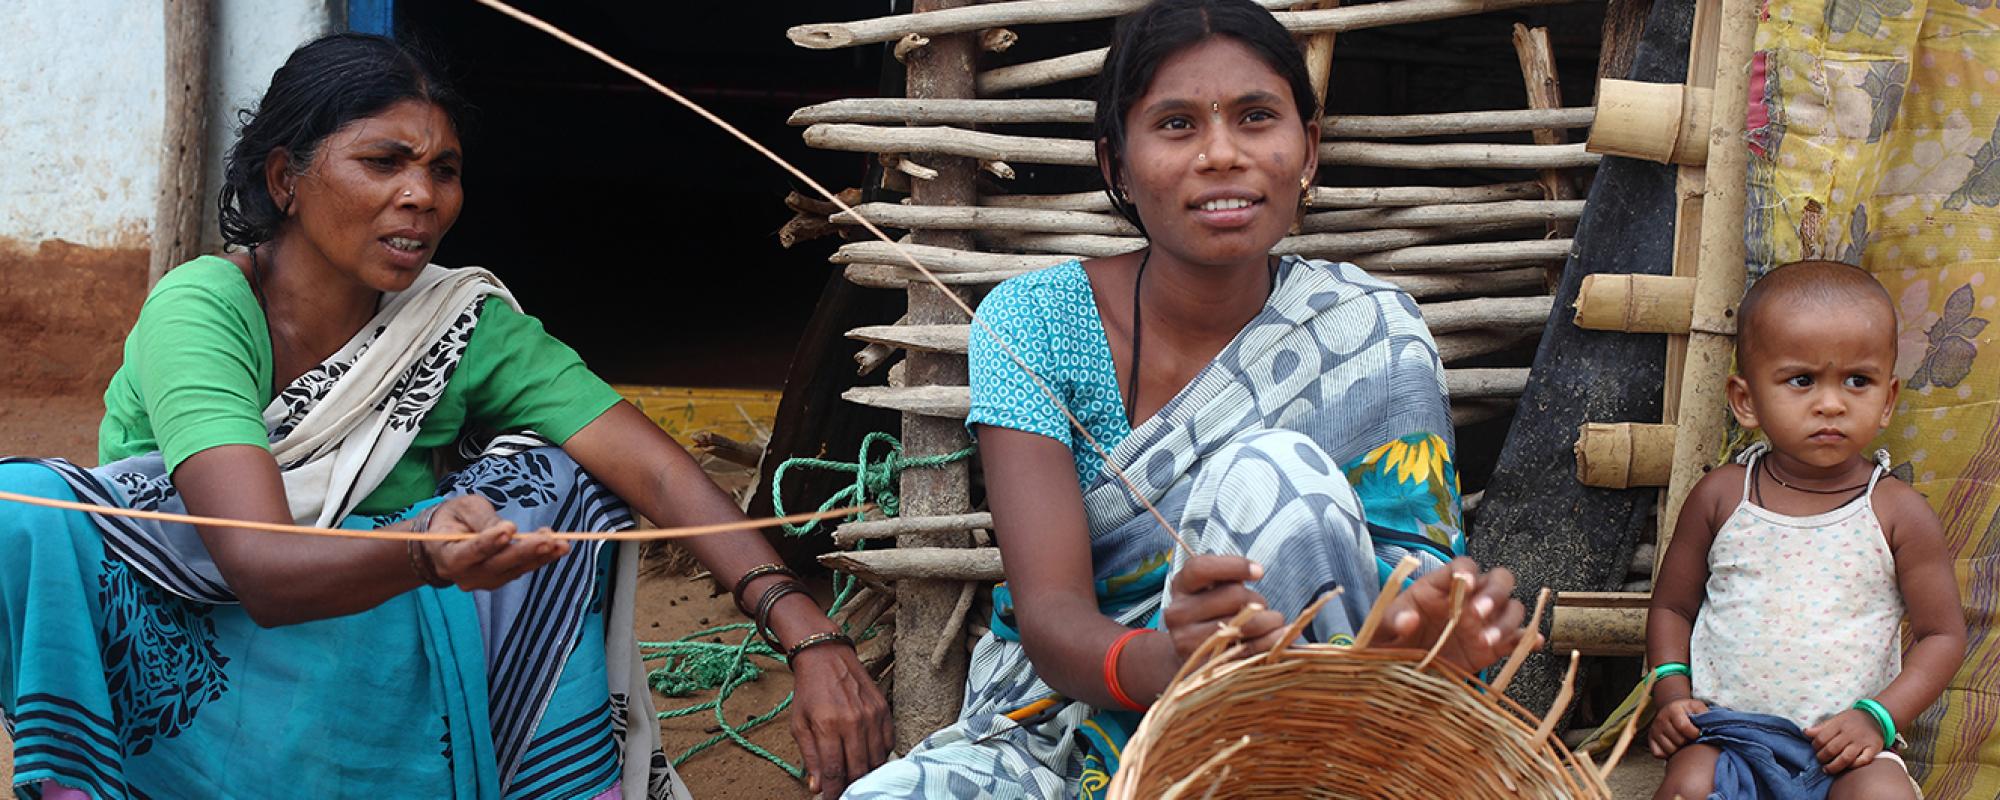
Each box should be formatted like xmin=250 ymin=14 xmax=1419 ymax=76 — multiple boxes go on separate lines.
xmin=643 ymin=432 xmax=973 ymax=779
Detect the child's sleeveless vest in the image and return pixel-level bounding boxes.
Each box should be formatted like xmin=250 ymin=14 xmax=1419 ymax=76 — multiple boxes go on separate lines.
xmin=1689 ymin=447 xmax=1904 ymax=729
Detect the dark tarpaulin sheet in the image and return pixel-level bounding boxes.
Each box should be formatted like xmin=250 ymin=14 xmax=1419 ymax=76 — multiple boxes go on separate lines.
xmin=1466 ymin=0 xmax=1695 ymax=715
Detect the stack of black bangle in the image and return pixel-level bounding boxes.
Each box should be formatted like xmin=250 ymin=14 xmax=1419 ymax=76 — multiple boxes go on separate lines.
xmin=732 ymin=563 xmax=856 ymax=660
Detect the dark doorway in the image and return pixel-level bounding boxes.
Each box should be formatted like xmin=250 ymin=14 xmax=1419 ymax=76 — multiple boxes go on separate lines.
xmin=396 ymin=2 xmax=890 ymax=389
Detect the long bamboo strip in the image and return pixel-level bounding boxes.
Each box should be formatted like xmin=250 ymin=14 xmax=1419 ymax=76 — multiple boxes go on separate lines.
xmin=973 ymin=0 xmax=1586 ymax=93
xmin=804 ymin=123 xmax=1095 ymax=165
xmin=810 ymin=124 xmax=1604 ymax=171
xmin=833 ymin=512 xmax=993 ymax=547
xmin=842 ymin=260 xmax=1551 ymax=298
xmin=1324 ymin=106 xmax=1596 ymax=138
xmin=1662 ymin=0 xmax=1756 ymax=558
xmin=978 ymin=182 xmax=1550 ymax=212
xmin=788 ymin=0 xmax=1298 ymax=49
xmin=831 ymin=241 xmax=1076 ymax=272
xmin=1321 ymin=141 xmax=1600 ymax=170
xmin=1278 ymin=224 xmax=1549 ymax=261
xmin=1346 ymin=238 xmax=1573 ymax=271
xmin=848 ymin=296 xmax=1549 ymax=357
xmin=1314 ymin=182 xmax=1546 ymax=208
xmin=845 ymin=368 xmax=1526 ymax=419
xmin=978 ymin=231 xmax=1145 ymax=257
xmin=1302 ymin=199 xmax=1584 ymax=234
xmin=831 ymin=203 xmax=1140 ymax=235
xmin=790 ymin=97 xmax=1095 ymax=126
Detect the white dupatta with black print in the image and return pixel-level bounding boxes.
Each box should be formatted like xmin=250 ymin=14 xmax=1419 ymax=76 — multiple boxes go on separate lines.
xmin=268 ymin=263 xmax=513 ymax=527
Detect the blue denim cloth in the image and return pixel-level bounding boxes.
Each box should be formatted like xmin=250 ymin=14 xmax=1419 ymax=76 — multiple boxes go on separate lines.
xmin=1694 ymin=708 xmax=1833 ymax=800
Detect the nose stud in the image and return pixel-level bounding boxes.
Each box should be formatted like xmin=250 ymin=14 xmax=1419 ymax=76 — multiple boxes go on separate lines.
xmin=1197 ymin=153 xmax=1208 ymax=162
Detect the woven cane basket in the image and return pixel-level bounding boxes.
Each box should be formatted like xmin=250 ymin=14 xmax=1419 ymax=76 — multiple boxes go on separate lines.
xmin=1107 ymin=561 xmax=1627 ymax=800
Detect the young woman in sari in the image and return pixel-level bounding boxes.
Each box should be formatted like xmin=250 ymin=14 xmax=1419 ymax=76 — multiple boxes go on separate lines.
xmin=0 ymin=34 xmax=887 ymax=800
xmin=843 ymin=1 xmax=1534 ymax=797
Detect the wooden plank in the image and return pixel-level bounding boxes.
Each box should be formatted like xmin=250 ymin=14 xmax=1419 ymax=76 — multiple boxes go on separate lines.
xmin=151 ymin=0 xmax=211 ymax=285
xmin=896 ymin=0 xmax=979 ymax=749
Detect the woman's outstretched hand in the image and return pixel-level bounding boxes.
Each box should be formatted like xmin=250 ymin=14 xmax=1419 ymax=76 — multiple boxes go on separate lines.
xmin=1163 ymin=554 xmax=1290 ymax=659
xmin=419 ymin=495 xmax=572 ymax=590
xmin=790 ymin=642 xmax=892 ymax=799
xmin=1377 ymin=557 xmax=1534 ymax=673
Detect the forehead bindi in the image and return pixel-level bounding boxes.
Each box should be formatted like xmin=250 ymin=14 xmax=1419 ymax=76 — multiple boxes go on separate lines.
xmin=1136 ymin=38 xmax=1292 ymax=117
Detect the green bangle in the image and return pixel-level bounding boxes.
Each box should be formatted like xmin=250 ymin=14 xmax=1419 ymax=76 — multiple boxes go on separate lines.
xmin=1650 ymin=662 xmax=1691 ymax=683
xmin=1853 ymin=698 xmax=1897 ymax=747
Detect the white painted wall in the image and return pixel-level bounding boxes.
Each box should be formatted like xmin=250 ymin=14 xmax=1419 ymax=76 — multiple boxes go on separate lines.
xmin=0 ymin=0 xmax=338 ymax=251
xmin=0 ymin=1 xmax=166 ymax=248
xmin=201 ymin=0 xmax=341 ymax=251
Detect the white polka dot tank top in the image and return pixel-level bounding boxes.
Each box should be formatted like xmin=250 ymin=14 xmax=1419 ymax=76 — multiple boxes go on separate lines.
xmin=1688 ymin=447 xmax=1905 ymax=730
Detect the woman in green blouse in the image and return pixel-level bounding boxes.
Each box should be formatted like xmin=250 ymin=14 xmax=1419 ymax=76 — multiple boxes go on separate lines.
xmin=1 ymin=33 xmax=885 ymax=800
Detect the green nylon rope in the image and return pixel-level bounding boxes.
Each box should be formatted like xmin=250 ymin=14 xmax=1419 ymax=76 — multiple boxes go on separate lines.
xmin=643 ymin=432 xmax=974 ymax=780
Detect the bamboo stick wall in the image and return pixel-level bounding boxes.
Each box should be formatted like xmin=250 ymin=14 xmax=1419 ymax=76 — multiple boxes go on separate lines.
xmin=783 ymin=0 xmax=1603 ymax=740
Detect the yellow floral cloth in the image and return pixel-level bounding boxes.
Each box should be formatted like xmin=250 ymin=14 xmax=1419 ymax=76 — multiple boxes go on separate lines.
xmin=1747 ymin=0 xmax=2000 ymax=792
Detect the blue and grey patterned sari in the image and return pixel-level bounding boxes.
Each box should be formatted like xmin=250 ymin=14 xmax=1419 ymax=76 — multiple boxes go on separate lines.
xmin=846 ymin=258 xmax=1464 ymax=799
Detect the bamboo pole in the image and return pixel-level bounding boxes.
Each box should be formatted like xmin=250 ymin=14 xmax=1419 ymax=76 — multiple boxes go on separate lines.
xmin=1574 ymin=422 xmax=1677 ymax=489
xmin=843 ymin=261 xmax=1552 ymax=299
xmin=1301 ymin=199 xmax=1585 ymax=234
xmin=1324 ymin=107 xmax=1596 ymax=138
xmin=845 ymin=369 xmax=1528 ymax=419
xmin=848 ymin=296 xmax=1550 ymax=357
xmin=894 ymin=0 xmax=978 ymax=749
xmin=804 ymin=123 xmax=1094 ymax=165
xmin=978 ymin=181 xmax=1549 ymax=212
xmin=1587 ymin=79 xmax=1713 ymax=166
xmin=1344 ymin=239 xmax=1573 ymax=271
xmin=1276 ymin=220 xmax=1542 ymax=259
xmin=1571 ymin=273 xmax=1696 ymax=333
xmin=151 ymin=0 xmax=212 ymax=286
xmin=978 ymin=231 xmax=1145 ymax=257
xmin=790 ymin=97 xmax=1095 ymax=126
xmin=1661 ymin=0 xmax=1755 ymax=563
xmin=1320 ymin=141 xmax=1600 ymax=170
xmin=972 ymin=0 xmax=1588 ymax=94
xmin=832 ymin=203 xmax=1140 ymax=235
xmin=833 ymin=241 xmax=1076 ymax=273
xmin=789 ymin=0 xmax=1297 ymax=49
xmin=812 ymin=124 xmax=1601 ymax=171
xmin=1313 ymin=182 xmax=1546 ymax=208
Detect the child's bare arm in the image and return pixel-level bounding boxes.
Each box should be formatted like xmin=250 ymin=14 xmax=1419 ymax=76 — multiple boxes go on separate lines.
xmin=1648 ymin=466 xmax=1733 ymax=685
xmin=1645 ymin=466 xmax=1733 ymax=757
xmin=1873 ymin=481 xmax=1967 ymax=731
